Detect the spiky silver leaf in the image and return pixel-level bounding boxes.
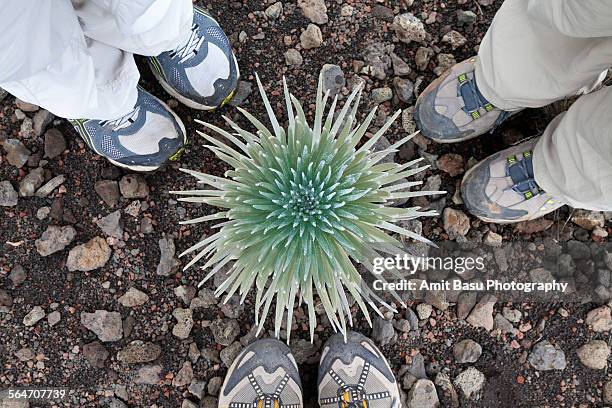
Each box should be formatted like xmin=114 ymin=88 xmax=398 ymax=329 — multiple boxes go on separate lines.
xmin=173 ymin=73 xmax=441 ymax=341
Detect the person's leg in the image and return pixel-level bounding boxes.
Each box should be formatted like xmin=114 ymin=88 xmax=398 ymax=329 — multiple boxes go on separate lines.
xmin=218 ymin=339 xmax=303 ymax=407
xmin=534 ymin=86 xmax=612 ymax=211
xmin=0 ymin=1 xmax=186 ymax=171
xmin=73 ymin=0 xmax=239 ymax=110
xmin=414 ymin=0 xmax=612 ymax=143
xmin=317 ymin=332 xmax=401 ymax=407
xmin=0 ymin=1 xmax=139 ymax=120
xmin=475 ymin=0 xmax=612 ymax=111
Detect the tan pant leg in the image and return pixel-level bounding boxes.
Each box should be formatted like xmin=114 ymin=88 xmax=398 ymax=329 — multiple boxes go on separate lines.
xmin=534 ymin=86 xmax=612 ymax=211
xmin=475 ymin=0 xmax=612 ymax=111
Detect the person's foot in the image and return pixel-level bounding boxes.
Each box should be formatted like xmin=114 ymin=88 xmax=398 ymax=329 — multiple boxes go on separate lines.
xmin=148 ymin=5 xmax=239 ymax=110
xmin=414 ymin=57 xmax=519 ymax=143
xmin=69 ymin=87 xmax=186 ymax=172
xmin=318 ymin=331 xmax=401 ymax=408
xmin=461 ymin=137 xmax=564 ymax=224
xmin=218 ymin=339 xmax=303 ymax=408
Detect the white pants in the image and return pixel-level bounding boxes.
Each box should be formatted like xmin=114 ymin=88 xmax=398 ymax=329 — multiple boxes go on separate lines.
xmin=0 ymin=0 xmax=192 ymax=120
xmin=475 ymin=0 xmax=612 ymax=210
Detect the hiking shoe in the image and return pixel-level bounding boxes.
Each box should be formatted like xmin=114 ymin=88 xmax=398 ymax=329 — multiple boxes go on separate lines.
xmin=69 ymin=87 xmax=186 ymax=172
xmin=218 ymin=339 xmax=303 ymax=408
xmin=148 ymin=6 xmax=239 ymax=110
xmin=415 ymin=57 xmax=519 ymax=143
xmin=461 ymin=137 xmax=564 ymax=224
xmin=318 ymin=331 xmax=401 ymax=408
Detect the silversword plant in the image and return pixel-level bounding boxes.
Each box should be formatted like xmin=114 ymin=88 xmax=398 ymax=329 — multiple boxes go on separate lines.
xmin=173 ymin=73 xmax=440 ymax=341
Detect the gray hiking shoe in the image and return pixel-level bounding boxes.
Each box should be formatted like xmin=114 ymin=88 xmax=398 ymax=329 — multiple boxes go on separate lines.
xmin=69 ymin=87 xmax=186 ymax=172
xmin=148 ymin=6 xmax=239 ymax=110
xmin=218 ymin=339 xmax=303 ymax=408
xmin=414 ymin=57 xmax=518 ymax=143
xmin=461 ymin=137 xmax=564 ymax=224
xmin=318 ymin=332 xmax=401 ymax=408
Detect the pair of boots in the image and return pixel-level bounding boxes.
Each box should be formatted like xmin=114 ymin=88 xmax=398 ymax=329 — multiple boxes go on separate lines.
xmin=69 ymin=6 xmax=238 ymax=172
xmin=415 ymin=57 xmax=564 ymax=224
xmin=218 ymin=332 xmax=402 ymax=408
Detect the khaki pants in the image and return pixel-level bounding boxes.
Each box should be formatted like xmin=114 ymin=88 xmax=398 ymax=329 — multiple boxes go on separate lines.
xmin=0 ymin=0 xmax=193 ymax=120
xmin=475 ymin=0 xmax=612 ymax=211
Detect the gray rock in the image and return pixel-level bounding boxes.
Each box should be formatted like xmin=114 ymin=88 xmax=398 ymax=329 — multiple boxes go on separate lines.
xmin=415 ymin=47 xmax=434 ymax=71
xmin=136 ymin=365 xmax=163 ymax=384
xmin=571 ymin=209 xmax=605 ymax=230
xmin=528 ymin=341 xmax=566 ymax=371
xmin=43 ymin=129 xmax=66 ymax=159
xmin=454 ymin=367 xmax=485 ymax=399
xmin=207 ymin=377 xmax=223 ymax=396
xmin=67 ymin=236 xmax=112 ymax=272
xmin=457 ymin=291 xmax=477 ymax=320
xmin=210 ymin=318 xmax=240 ymax=346
xmin=604 ymin=380 xmax=612 ymax=405
xmin=15 ymin=99 xmax=39 ymax=112
xmin=157 ymin=236 xmax=180 ymax=276
xmin=35 ymin=175 xmax=65 ymax=197
xmin=173 ymin=308 xmax=194 ymax=339
xmin=173 ymin=361 xmax=194 ymax=387
xmin=95 ymin=180 xmax=120 ymax=207
xmin=119 ymin=174 xmax=149 ymax=198
xmin=96 ymin=210 xmax=124 ymax=238
xmin=9 ymin=264 xmax=26 ymax=286
xmin=33 ymin=110 xmax=55 ymax=137
xmin=220 ymin=342 xmax=242 ymax=367
xmin=585 ymin=306 xmax=612 ymax=332
xmin=47 ymin=311 xmax=61 ymax=326
xmin=0 ymin=289 xmax=12 ymax=307
xmin=391 ymin=52 xmax=411 ymax=76
xmin=81 ymin=310 xmax=123 ymax=342
xmin=23 ymin=305 xmax=45 ymax=326
xmin=300 ymin=24 xmax=323 ymax=49
xmin=453 ymin=339 xmax=482 ymax=363
xmin=0 ymin=181 xmax=18 ymax=206
xmin=441 ymin=30 xmax=467 ymax=49
xmin=407 ymin=379 xmax=439 ymax=408
xmin=393 ymin=13 xmax=426 ymax=44
xmin=105 ymin=397 xmax=127 ymax=408
xmin=577 ymin=340 xmax=610 ymax=369
xmin=35 ymin=225 xmax=76 ymax=256
xmin=320 ymin=64 xmax=345 ymax=97
xmin=117 ymin=341 xmax=161 ymax=364
xmin=285 ymin=49 xmax=303 ymax=66
xmin=82 ymin=341 xmax=109 ymax=368
xmin=466 ymin=294 xmax=496 ymax=331
xmin=18 ymin=167 xmax=44 ymax=197
xmin=393 ymin=77 xmax=415 ymax=104
xmin=443 ymin=208 xmax=470 ymax=240
xmin=290 ymin=338 xmax=318 ymax=364
xmin=457 ymin=10 xmax=477 ymax=25
xmin=265 ymin=2 xmax=283 ymax=20
xmin=1 ymin=139 xmax=31 ymax=168
xmin=405 ymin=352 xmax=427 ymax=379
xmin=371 ymin=87 xmax=393 ymax=104
xmin=118 ymin=287 xmax=149 ymax=307
xmin=228 ymin=81 xmax=253 ymax=107
xmin=372 ymin=316 xmax=395 ymax=346
xmin=363 ymin=43 xmax=392 ymax=80
xmin=298 ymin=0 xmax=328 ymax=24
xmin=434 ymin=372 xmax=459 ymax=408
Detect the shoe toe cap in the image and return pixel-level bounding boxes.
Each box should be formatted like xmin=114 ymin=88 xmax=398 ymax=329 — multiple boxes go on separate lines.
xmin=415 ymin=87 xmax=471 ymax=142
xmin=462 ymin=160 xmax=527 ymax=221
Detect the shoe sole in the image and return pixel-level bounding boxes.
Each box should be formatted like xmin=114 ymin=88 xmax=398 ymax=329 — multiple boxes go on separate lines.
xmin=460 ymin=153 xmax=563 ymax=224
xmin=149 ymin=54 xmax=240 ymax=111
xmin=107 ymin=98 xmax=188 ymax=172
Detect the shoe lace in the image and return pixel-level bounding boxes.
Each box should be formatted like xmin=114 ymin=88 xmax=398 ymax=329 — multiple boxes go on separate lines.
xmin=170 ymin=23 xmax=206 ymax=64
xmin=507 ymin=151 xmax=543 ymax=200
xmin=458 ymin=73 xmax=512 ymax=132
xmin=98 ymin=106 xmax=140 ymax=131
xmin=256 ymin=394 xmax=281 ymax=407
xmin=338 ymin=386 xmax=366 ymax=408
